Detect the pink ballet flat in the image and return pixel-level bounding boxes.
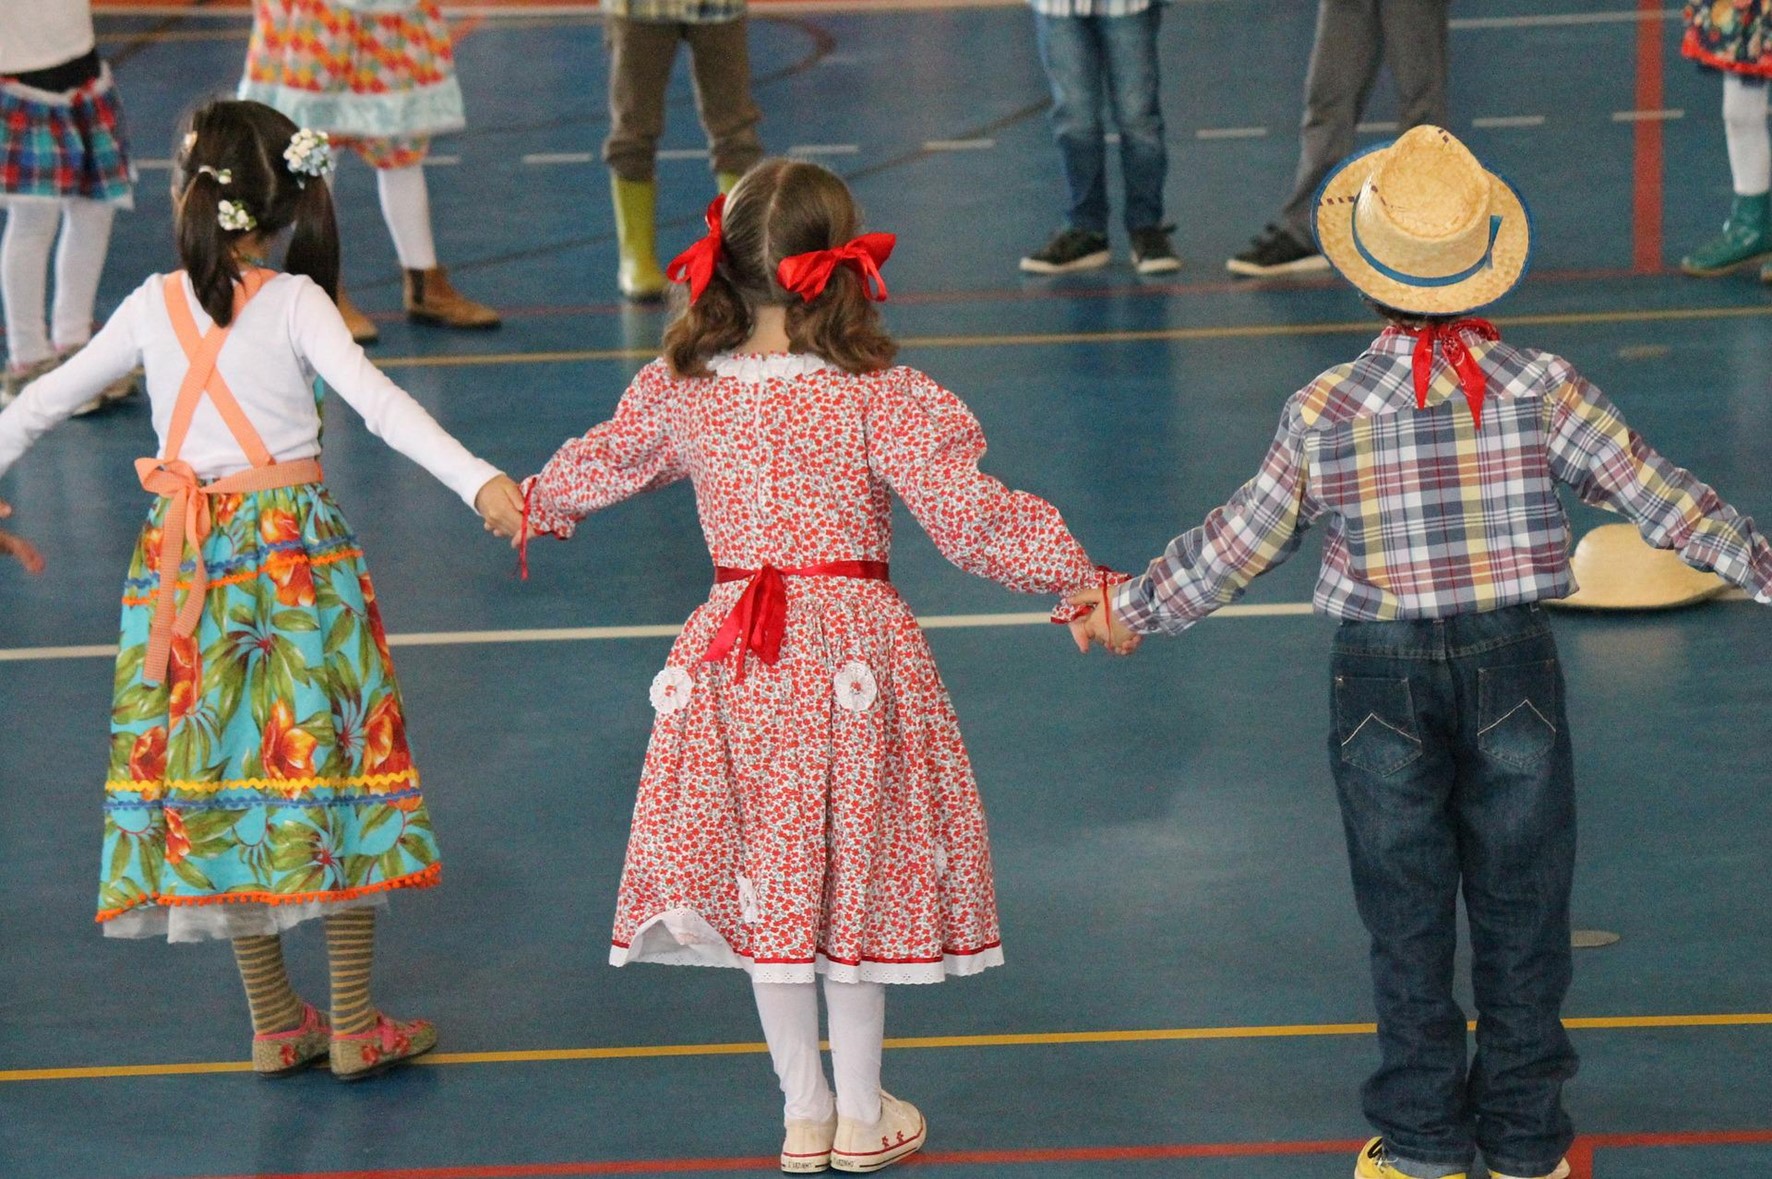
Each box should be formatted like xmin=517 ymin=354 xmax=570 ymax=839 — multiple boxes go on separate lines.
xmin=329 ymin=1012 xmax=437 ymax=1081
xmin=251 ymin=1002 xmax=330 ymax=1078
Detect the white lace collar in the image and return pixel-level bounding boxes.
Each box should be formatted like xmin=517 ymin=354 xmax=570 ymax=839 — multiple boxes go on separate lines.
xmin=708 ymin=352 xmax=831 ymax=383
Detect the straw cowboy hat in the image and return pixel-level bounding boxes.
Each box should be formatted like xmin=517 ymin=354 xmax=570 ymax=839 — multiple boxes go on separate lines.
xmin=1313 ymin=125 xmax=1531 ymax=316
xmin=1549 ymin=524 xmax=1730 ymax=610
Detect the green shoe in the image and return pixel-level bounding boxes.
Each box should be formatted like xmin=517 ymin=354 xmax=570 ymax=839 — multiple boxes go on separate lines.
xmin=610 ymin=175 xmax=667 ymax=302
xmin=716 ymin=170 xmax=743 ymax=195
xmin=1681 ymin=192 xmax=1772 ymax=276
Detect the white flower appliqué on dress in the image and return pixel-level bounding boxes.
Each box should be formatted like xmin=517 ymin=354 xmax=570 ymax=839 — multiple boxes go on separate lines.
xmin=833 ymin=660 xmax=879 ymax=712
xmin=649 ymin=667 xmax=695 ymax=714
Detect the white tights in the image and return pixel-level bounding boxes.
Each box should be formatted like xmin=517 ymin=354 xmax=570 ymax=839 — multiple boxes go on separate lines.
xmin=752 ymin=978 xmax=885 ymax=1127
xmin=376 ymin=164 xmax=438 ymax=271
xmin=1724 ymin=74 xmax=1771 ymax=197
xmin=1 ymin=199 xmax=115 ymax=370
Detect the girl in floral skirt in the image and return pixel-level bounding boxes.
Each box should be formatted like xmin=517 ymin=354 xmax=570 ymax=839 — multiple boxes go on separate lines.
xmin=0 ymin=99 xmax=524 ymax=1080
xmin=520 ymin=159 xmax=1117 ymax=1172
xmin=1680 ymin=0 xmax=1772 ymax=276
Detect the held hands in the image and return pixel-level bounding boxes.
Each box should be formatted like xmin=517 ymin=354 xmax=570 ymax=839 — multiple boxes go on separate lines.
xmin=1065 ymin=587 xmax=1140 ymax=656
xmin=0 ymin=498 xmax=45 ymax=575
xmin=476 ymin=475 xmax=526 ymax=540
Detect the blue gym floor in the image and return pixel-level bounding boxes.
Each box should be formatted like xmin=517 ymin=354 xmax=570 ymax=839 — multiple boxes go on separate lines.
xmin=2 ymin=2 xmax=1770 ymax=1176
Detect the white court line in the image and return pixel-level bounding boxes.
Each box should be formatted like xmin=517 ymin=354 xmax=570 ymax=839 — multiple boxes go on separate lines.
xmin=924 ymin=138 xmax=996 ymax=152
xmin=788 ymin=144 xmax=861 ymax=156
xmin=1196 ymin=127 xmax=1269 ymax=141
xmin=135 ymin=158 xmax=173 ymax=171
xmin=427 ymin=154 xmax=463 ymax=166
xmin=657 ymin=148 xmax=710 ymax=161
xmin=1613 ymin=109 xmax=1684 ymax=122
xmin=1450 ymin=8 xmax=1676 ymax=28
xmin=521 ymin=151 xmax=595 ymax=165
xmin=1473 ymin=115 xmax=1547 ymax=129
xmin=1356 ymin=121 xmax=1400 ymax=134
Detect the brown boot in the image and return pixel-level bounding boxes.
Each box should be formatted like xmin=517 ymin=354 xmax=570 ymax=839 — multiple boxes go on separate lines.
xmin=403 ymin=267 xmax=501 ymax=329
xmin=336 ymin=285 xmax=380 ymax=346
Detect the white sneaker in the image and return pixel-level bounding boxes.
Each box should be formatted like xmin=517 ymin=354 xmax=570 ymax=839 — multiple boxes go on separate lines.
xmin=830 ymin=1091 xmax=925 ymax=1173
xmin=780 ymin=1115 xmax=837 ymax=1173
xmin=1490 ymin=1162 xmax=1571 ymax=1179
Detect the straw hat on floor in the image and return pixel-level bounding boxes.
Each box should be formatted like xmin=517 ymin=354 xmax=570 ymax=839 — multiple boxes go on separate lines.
xmin=1549 ymin=524 xmax=1730 ymax=610
xmin=1313 ymin=125 xmax=1531 ymax=315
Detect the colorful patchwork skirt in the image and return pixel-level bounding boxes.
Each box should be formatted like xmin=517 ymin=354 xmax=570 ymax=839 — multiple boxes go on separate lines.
xmin=101 ymin=484 xmax=440 ymax=942
xmin=0 ymin=65 xmax=134 ymax=206
xmin=1683 ymin=0 xmax=1772 ymax=76
xmin=239 ymin=0 xmax=466 ymax=167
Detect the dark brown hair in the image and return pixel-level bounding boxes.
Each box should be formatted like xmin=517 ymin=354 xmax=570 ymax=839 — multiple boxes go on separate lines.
xmin=662 ymin=159 xmax=897 ymax=378
xmin=173 ymin=99 xmax=340 ymax=327
xmin=1366 ymin=297 xmax=1459 ymax=329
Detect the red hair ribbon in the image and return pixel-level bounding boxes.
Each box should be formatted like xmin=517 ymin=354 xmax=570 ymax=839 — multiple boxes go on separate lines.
xmin=777 ymin=233 xmax=896 ymax=303
xmin=665 ymin=194 xmax=727 ymax=303
xmin=1405 ymin=318 xmax=1500 ymax=429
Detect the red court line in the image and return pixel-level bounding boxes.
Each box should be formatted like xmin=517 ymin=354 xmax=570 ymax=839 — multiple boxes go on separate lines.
xmin=1631 ymin=0 xmax=1665 ymax=274
xmin=187 ymin=1130 xmax=1772 ymax=1179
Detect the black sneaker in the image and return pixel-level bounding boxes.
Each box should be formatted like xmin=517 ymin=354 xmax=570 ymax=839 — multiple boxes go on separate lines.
xmin=1226 ymin=224 xmax=1331 ymax=277
xmin=1020 ymin=227 xmax=1111 ymax=274
xmin=1130 ymin=226 xmax=1181 ymax=275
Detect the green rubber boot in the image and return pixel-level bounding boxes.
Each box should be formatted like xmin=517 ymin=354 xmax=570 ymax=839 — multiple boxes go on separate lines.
xmin=1680 ymin=192 xmax=1772 ymax=276
xmin=611 ymin=175 xmax=667 ymax=303
xmin=716 ymin=171 xmax=743 ymax=195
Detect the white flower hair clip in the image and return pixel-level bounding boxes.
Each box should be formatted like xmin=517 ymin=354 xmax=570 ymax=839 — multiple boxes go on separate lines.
xmin=217 ymin=200 xmax=257 ymax=233
xmin=283 ymin=129 xmax=334 ymax=182
xmin=196 ymin=165 xmax=232 ymax=185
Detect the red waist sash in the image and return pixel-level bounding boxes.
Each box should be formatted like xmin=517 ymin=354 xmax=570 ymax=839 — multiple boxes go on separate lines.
xmin=703 ymin=561 xmax=890 ymax=679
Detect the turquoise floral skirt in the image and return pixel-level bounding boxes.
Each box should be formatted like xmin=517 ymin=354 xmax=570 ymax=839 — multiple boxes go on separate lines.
xmin=101 ymin=483 xmax=440 ymax=940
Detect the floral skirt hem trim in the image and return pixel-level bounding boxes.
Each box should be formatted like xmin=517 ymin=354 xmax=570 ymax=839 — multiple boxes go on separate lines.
xmin=1681 ymin=32 xmax=1772 ymax=77
xmin=96 ymin=860 xmax=440 ymax=924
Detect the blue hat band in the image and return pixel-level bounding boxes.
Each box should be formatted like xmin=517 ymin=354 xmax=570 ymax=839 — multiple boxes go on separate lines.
xmin=1351 ymin=210 xmax=1503 ymax=288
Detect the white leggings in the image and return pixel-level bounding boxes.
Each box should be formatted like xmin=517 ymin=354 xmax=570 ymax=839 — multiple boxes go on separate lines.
xmin=1 ymin=199 xmax=115 ymax=369
xmin=376 ymin=164 xmax=438 ymax=271
xmin=1724 ymin=73 xmax=1771 ymax=197
xmin=752 ymin=978 xmax=885 ymax=1126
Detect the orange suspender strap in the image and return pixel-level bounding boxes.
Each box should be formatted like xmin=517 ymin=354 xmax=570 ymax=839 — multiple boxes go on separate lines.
xmin=135 ymin=270 xmax=323 ymax=685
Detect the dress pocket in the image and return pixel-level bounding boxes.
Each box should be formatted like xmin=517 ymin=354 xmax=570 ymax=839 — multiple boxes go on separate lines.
xmin=1333 ymin=675 xmax=1422 ymax=776
xmin=1477 ymin=660 xmax=1559 ymax=770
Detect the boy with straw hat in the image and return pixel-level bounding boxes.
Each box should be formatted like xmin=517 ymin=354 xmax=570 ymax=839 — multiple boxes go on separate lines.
xmin=1069 ymin=125 xmax=1772 ymax=1179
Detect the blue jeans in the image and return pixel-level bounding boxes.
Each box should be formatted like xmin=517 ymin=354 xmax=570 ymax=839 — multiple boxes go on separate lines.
xmin=1328 ymin=605 xmax=1578 ymax=1179
xmin=1033 ymin=7 xmax=1168 ymax=234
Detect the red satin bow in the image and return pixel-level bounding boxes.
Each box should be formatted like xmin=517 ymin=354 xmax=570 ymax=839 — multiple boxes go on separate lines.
xmin=665 ymin=194 xmax=727 ymax=303
xmin=702 ymin=561 xmax=890 ymax=680
xmin=777 ymin=233 xmax=896 ymax=303
xmin=1404 ymin=318 xmax=1500 ymax=429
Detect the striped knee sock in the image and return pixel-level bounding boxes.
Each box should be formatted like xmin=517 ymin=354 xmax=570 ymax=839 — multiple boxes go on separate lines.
xmin=232 ymin=935 xmax=303 ymax=1035
xmin=324 ymin=909 xmax=378 ymax=1035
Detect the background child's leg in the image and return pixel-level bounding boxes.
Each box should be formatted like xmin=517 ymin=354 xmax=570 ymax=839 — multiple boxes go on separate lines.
xmin=49 ymin=199 xmax=116 ymax=354
xmin=1724 ymin=74 xmax=1771 ymax=196
xmin=232 ymin=934 xmax=304 ymax=1034
xmin=752 ymin=980 xmax=836 ymax=1123
xmin=684 ymin=18 xmax=764 ymax=191
xmin=324 ymin=909 xmax=378 ymax=1035
xmin=822 ymin=977 xmax=884 ymax=1125
xmin=376 ymin=164 xmax=439 ymax=273
xmin=1 ymin=202 xmax=60 ymax=370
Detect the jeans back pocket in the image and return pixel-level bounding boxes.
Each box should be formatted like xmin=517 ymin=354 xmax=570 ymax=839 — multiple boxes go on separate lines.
xmin=1333 ymin=675 xmax=1422 ymax=777
xmin=1477 ymin=660 xmax=1559 ymax=770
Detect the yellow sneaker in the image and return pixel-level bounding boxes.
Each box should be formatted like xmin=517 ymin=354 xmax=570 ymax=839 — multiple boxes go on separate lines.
xmin=1355 ymin=1138 xmax=1466 ymax=1179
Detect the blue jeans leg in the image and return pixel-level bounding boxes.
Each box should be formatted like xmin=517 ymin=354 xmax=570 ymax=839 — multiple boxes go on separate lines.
xmin=1097 ymin=6 xmax=1168 ymax=232
xmin=1034 ymin=13 xmax=1109 ymax=234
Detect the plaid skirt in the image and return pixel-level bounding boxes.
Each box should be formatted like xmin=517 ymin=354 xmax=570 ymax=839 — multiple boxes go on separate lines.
xmin=239 ymin=0 xmax=466 ymax=150
xmin=101 ymin=484 xmax=441 ymax=940
xmin=0 ymin=64 xmax=134 ymax=205
xmin=1683 ymin=0 xmax=1772 ymax=75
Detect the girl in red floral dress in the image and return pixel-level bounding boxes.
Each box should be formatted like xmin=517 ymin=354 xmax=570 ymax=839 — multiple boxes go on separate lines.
xmin=521 ymin=159 xmax=1114 ymax=1173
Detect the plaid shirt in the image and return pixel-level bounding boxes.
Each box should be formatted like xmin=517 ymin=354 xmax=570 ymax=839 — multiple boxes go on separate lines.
xmin=1112 ymin=326 xmax=1772 ymax=634
xmin=603 ymin=0 xmax=746 ymax=23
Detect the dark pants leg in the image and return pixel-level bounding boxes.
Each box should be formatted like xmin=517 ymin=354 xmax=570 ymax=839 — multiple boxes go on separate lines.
xmin=1034 ymin=12 xmax=1110 ymax=235
xmin=1095 ymin=6 xmax=1168 ymax=233
xmin=685 ymin=18 xmax=765 ymax=178
xmin=1329 ymin=605 xmax=1577 ymax=1178
xmin=604 ymin=17 xmax=683 ymax=183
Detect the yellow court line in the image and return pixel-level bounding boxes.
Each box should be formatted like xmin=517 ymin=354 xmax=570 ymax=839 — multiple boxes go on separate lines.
xmin=364 ymin=303 xmax=1772 ymax=371
xmin=7 ymin=1013 xmax=1772 ymax=1083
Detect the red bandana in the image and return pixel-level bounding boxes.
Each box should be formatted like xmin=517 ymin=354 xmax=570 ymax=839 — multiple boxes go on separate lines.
xmin=777 ymin=233 xmax=896 ymax=303
xmin=1404 ymin=318 xmax=1500 ymax=428
xmin=665 ymin=194 xmax=727 ymax=303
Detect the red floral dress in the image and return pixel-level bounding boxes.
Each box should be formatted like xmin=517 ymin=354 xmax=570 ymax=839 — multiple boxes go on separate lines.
xmin=524 ymin=353 xmax=1103 ymax=984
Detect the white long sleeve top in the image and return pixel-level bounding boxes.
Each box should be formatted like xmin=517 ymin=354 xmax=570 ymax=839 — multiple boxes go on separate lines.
xmin=0 ymin=1 xmax=97 ymax=75
xmin=0 ymin=272 xmax=501 ymax=509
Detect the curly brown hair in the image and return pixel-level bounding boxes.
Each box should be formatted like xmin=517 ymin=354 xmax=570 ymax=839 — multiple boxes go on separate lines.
xmin=662 ymin=159 xmax=898 ymax=378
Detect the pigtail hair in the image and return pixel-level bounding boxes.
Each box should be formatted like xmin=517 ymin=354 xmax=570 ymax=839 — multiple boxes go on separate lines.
xmin=284 ymin=175 xmax=340 ymax=305
xmin=176 ymin=170 xmax=244 ymax=327
xmin=786 ymin=269 xmax=896 ymax=375
xmin=663 ymin=267 xmax=751 ymax=378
